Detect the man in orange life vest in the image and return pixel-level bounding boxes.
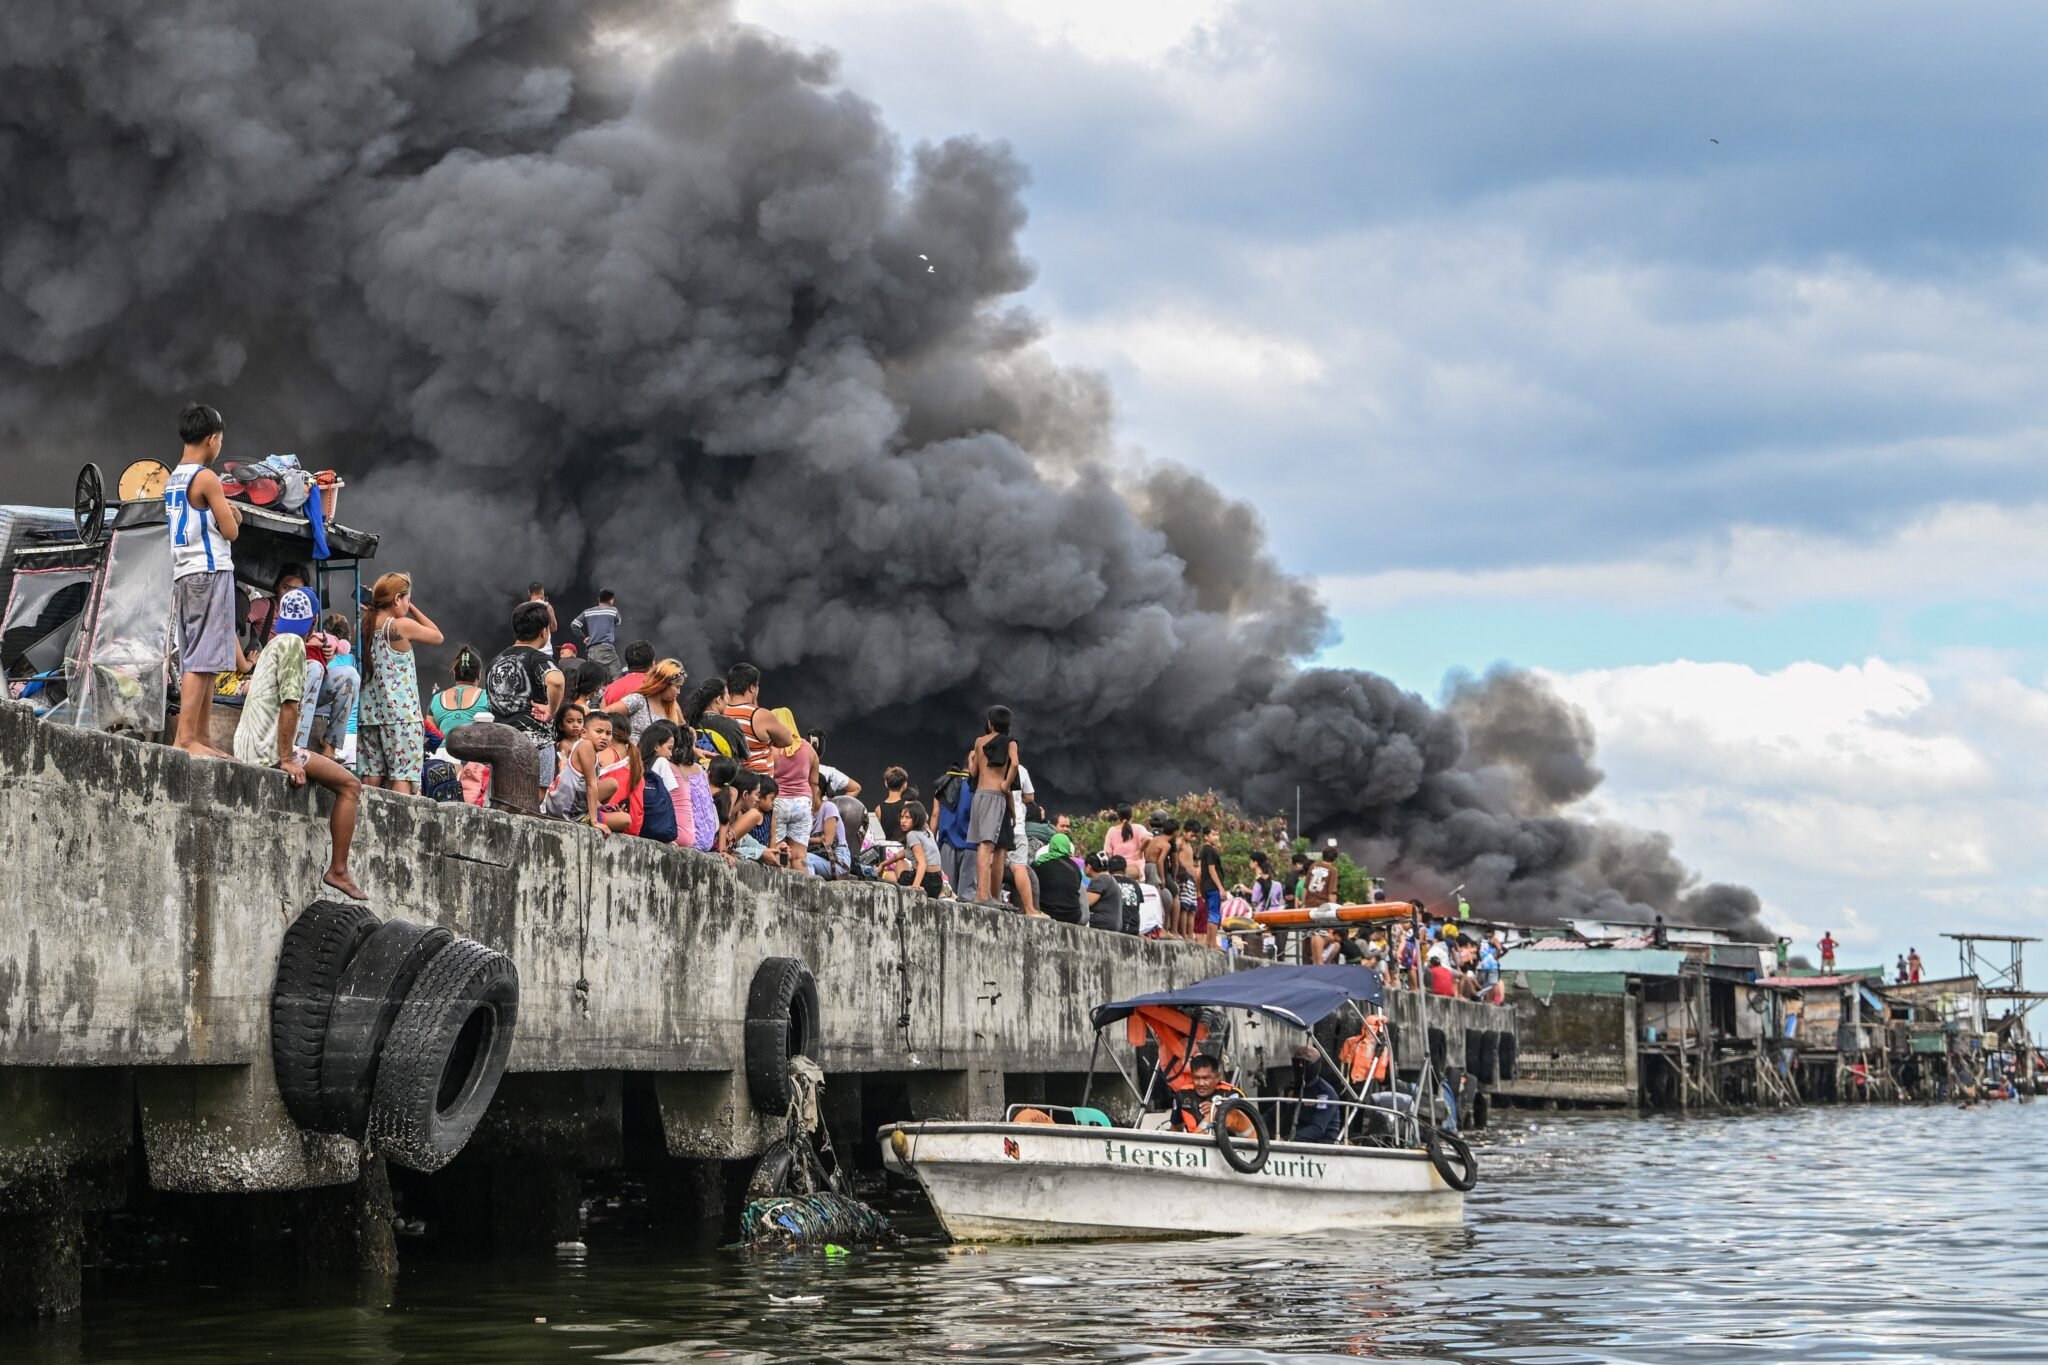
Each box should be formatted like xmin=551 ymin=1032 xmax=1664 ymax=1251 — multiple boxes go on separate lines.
xmin=1171 ymin=1055 xmax=1255 ymax=1136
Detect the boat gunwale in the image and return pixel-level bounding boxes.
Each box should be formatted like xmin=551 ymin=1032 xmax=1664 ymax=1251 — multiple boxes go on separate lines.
xmin=876 ymin=1119 xmax=1433 ymax=1164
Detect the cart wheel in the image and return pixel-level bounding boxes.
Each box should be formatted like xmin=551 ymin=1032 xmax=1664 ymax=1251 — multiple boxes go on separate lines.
xmin=74 ymin=463 xmax=106 ymax=546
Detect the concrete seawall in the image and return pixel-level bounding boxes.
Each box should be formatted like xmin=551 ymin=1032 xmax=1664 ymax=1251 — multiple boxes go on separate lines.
xmin=0 ymin=700 xmax=1509 ymax=1314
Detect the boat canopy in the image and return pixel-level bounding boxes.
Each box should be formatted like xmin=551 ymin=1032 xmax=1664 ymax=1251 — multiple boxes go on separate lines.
xmin=1091 ymin=964 xmax=1384 ymax=1031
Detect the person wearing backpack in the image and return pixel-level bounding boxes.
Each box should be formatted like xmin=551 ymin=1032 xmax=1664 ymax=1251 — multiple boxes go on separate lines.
xmin=930 ymin=766 xmax=977 ymax=899
xmin=1110 ymin=856 xmax=1144 ymax=936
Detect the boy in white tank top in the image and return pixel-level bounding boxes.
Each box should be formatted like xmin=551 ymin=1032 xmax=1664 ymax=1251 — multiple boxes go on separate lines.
xmin=166 ymin=403 xmax=243 ymax=757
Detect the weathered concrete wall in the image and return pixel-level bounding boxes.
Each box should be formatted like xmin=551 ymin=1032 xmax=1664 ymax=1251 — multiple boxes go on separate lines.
xmin=0 ymin=702 xmax=1234 ymax=1192
xmin=1497 ymin=987 xmax=1638 ymax=1105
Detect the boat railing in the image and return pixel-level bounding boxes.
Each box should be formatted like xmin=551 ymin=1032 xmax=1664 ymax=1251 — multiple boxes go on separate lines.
xmin=1120 ymin=1095 xmax=1430 ymax=1148
xmin=1002 ymin=1103 xmax=1115 ymax=1128
xmin=1251 ymin=1094 xmax=1432 ymax=1146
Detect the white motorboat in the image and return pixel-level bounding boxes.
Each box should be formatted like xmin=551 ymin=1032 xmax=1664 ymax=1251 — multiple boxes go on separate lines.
xmin=879 ymin=963 xmax=1475 ymax=1241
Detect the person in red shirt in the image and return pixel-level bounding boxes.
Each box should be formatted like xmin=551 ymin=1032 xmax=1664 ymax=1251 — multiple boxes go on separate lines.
xmin=1427 ymin=959 xmax=1458 ymax=997
xmin=602 ymin=641 xmax=657 ymax=707
xmin=1819 ymin=932 xmax=1838 ymax=972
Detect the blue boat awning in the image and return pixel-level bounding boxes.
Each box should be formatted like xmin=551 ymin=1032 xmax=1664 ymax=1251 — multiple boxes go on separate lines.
xmin=1091 ymin=964 xmax=1384 ymax=1031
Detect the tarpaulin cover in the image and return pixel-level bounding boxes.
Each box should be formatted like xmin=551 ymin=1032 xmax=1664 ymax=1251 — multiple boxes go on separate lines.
xmin=70 ymin=526 xmax=171 ymax=734
xmin=1091 ymin=964 xmax=1383 ymax=1031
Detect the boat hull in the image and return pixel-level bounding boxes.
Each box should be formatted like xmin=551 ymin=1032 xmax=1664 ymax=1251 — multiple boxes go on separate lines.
xmin=879 ymin=1122 xmax=1464 ymax=1241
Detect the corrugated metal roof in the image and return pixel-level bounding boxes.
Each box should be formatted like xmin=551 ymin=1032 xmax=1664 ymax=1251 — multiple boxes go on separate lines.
xmin=1501 ymin=947 xmax=1690 ymax=977
xmin=1515 ymin=969 xmax=1631 ymax=997
xmin=1711 ymin=945 xmax=1769 ymax=972
xmin=1757 ymin=975 xmax=1864 ymax=989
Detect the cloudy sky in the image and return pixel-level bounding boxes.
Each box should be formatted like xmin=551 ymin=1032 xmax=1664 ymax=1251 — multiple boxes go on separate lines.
xmin=738 ymin=0 xmax=2048 ymax=971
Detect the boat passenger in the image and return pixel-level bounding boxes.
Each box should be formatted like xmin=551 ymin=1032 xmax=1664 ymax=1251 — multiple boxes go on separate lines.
xmin=1287 ymin=1044 xmax=1343 ymax=1144
xmin=1170 ymin=1055 xmax=1254 ymax=1136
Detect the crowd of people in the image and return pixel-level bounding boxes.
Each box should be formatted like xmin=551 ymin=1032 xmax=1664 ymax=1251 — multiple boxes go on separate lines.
xmin=157 ymin=402 xmax=1501 ymax=970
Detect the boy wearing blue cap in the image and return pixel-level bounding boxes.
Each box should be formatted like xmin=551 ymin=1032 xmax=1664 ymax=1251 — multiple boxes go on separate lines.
xmin=234 ymin=588 xmax=366 ymax=900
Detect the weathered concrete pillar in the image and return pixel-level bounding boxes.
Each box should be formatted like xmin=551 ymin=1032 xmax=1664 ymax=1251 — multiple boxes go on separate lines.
xmin=468 ymin=1072 xmax=623 ymax=1168
xmin=821 ymin=1073 xmax=865 ymax=1161
xmin=0 ymin=1194 xmax=82 ymax=1318
xmin=655 ymin=1071 xmax=776 ymax=1159
xmin=138 ymin=1065 xmax=359 ymax=1194
xmin=645 ymin=1157 xmax=728 ymax=1237
xmin=489 ymin=1162 xmax=583 ymax=1250
xmin=906 ymin=1069 xmax=1005 ymax=1121
xmin=287 ymin=1157 xmax=398 ymax=1278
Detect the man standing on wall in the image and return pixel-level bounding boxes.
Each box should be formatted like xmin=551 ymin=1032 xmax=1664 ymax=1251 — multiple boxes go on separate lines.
xmin=1299 ymin=839 xmax=1342 ymax=963
xmin=572 ymin=589 xmax=623 ymax=681
xmin=166 ymin=403 xmax=243 ymax=758
xmin=1819 ymin=932 xmax=1838 ymax=973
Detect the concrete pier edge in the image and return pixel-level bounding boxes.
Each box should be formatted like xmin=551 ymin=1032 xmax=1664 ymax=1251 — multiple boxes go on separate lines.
xmin=0 ymin=701 xmax=1508 ymax=1315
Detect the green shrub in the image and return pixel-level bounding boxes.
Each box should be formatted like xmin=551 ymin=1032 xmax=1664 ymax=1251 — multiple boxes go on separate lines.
xmin=1070 ymin=791 xmax=1375 ymax=900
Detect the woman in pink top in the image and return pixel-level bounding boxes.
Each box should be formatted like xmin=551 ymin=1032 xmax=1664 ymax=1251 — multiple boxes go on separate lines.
xmin=769 ymin=707 xmax=820 ymax=872
xmin=1101 ymin=804 xmax=1148 ymax=881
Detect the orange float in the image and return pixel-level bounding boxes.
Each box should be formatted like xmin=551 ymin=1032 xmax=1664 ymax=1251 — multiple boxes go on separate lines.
xmin=1243 ymin=901 xmax=1418 ymax=928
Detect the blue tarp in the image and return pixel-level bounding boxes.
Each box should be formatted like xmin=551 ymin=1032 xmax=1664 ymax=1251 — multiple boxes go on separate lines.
xmin=1091 ymin=964 xmax=1384 ymax=1030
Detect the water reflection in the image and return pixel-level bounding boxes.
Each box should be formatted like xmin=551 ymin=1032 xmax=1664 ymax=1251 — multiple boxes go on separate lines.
xmin=13 ymin=1104 xmax=2045 ymax=1363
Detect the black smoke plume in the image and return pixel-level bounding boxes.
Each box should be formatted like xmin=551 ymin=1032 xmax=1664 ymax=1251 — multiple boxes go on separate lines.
xmin=0 ymin=0 xmax=1769 ymax=938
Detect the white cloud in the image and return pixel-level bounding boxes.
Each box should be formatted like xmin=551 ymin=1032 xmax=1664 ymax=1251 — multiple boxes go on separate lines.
xmin=1543 ymin=656 xmax=2048 ymax=966
xmin=1053 ymin=306 xmax=1325 ymax=396
xmin=1317 ymin=499 xmax=2048 ymax=614
xmin=1547 ymin=658 xmax=1989 ymax=798
xmin=740 ymin=0 xmax=1238 ymax=66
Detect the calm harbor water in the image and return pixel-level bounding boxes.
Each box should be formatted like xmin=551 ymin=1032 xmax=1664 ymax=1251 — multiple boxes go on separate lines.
xmin=14 ymin=1103 xmax=2043 ymax=1364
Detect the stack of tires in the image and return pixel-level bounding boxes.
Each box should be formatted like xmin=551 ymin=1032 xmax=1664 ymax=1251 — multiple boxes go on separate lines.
xmin=270 ymin=902 xmax=520 ymax=1173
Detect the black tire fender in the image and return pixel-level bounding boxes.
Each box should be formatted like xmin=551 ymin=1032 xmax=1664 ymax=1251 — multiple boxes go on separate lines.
xmin=1427 ymin=1026 xmax=1448 ymax=1075
xmin=744 ymin=957 xmax=820 ymax=1116
xmin=1212 ymin=1096 xmax=1271 ymax=1175
xmin=366 ymin=938 xmax=520 ymax=1173
xmin=318 ymin=919 xmax=454 ymax=1137
xmin=1497 ymin=1031 xmax=1519 ymax=1082
xmin=270 ymin=901 xmax=379 ymax=1131
xmin=747 ymin=1139 xmax=798 ymax=1201
xmin=1422 ymin=1122 xmax=1478 ymax=1191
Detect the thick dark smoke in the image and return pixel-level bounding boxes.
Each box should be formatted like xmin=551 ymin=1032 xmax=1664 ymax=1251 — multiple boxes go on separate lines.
xmin=0 ymin=0 xmax=1770 ymax=938
xmin=1447 ymin=666 xmax=1603 ymax=812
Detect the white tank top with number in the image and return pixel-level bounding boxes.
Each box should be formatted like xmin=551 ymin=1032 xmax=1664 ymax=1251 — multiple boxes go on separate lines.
xmin=164 ymin=462 xmax=233 ymax=579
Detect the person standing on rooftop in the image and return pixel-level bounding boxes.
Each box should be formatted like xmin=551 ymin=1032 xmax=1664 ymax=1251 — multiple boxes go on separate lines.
xmin=166 ymin=402 xmax=242 ymax=758
xmin=572 ymin=589 xmax=623 ymax=681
